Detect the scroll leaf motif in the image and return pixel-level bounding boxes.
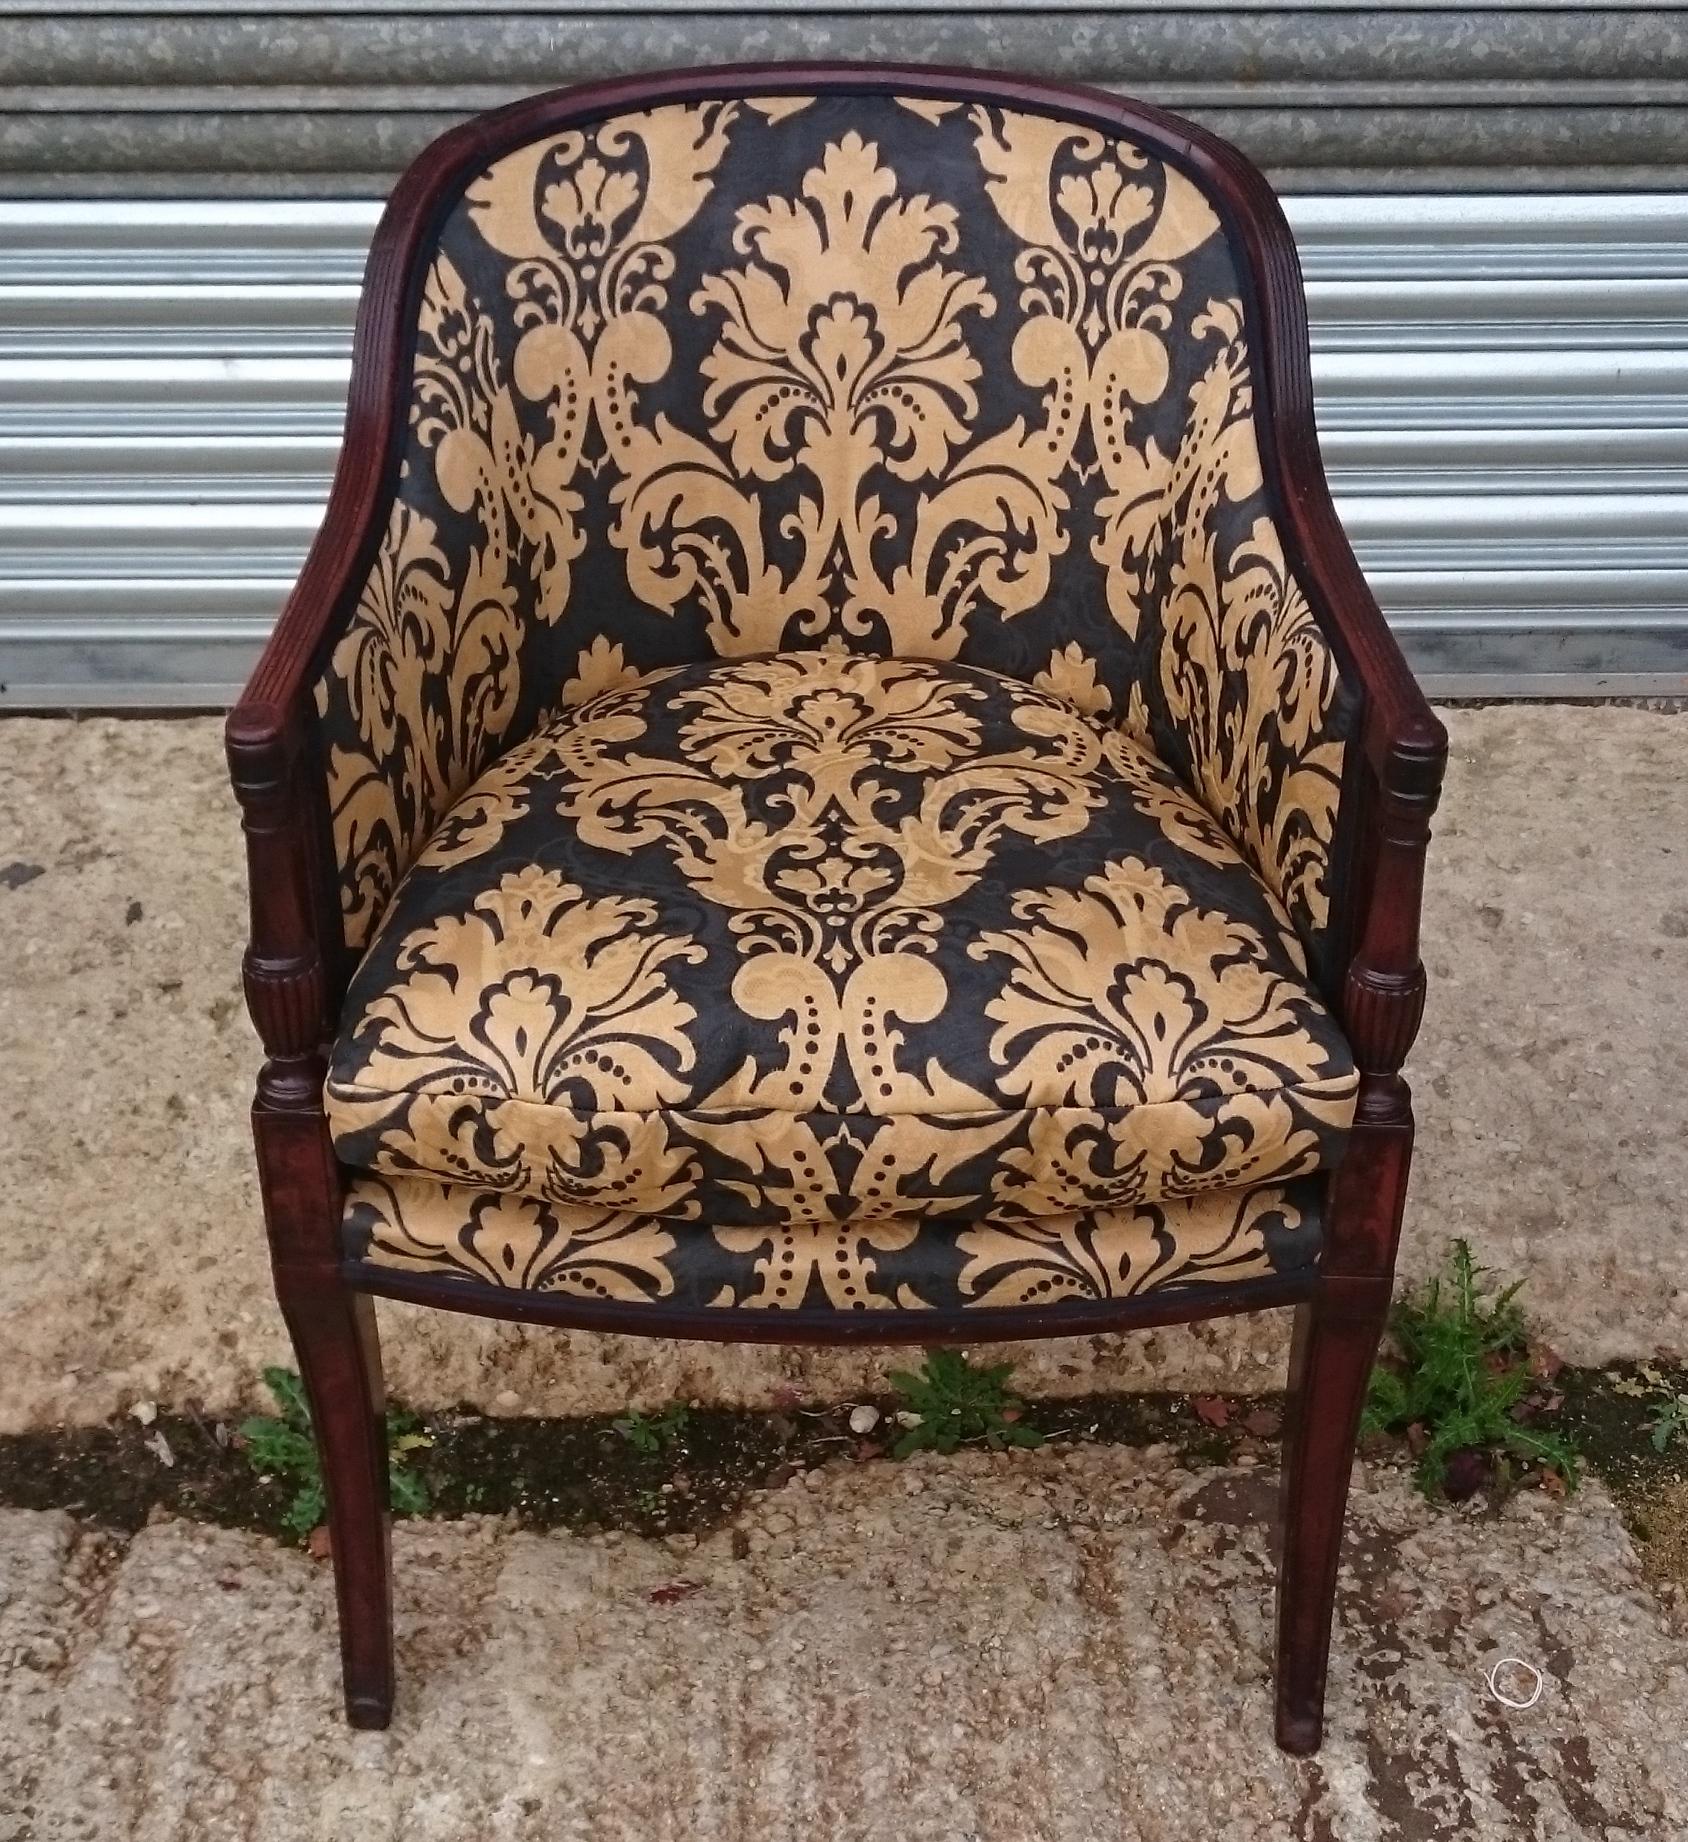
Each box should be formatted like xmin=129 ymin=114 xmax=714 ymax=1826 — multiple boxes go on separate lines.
xmin=470 ymin=102 xmax=778 ymax=651
xmin=955 ymin=1185 xmax=1300 ymax=1307
xmin=328 ymin=867 xmax=705 ymax=1213
xmin=970 ymin=108 xmax=1226 ymax=640
xmin=319 ymin=107 xmax=740 ymax=948
xmin=317 ymin=248 xmax=580 ymax=949
xmin=579 ymin=123 xmax=1088 ymax=658
xmin=319 ymin=502 xmax=454 ymax=937
xmin=970 ymin=858 xmax=1355 ymax=1209
xmin=1163 ymin=510 xmax=1348 ymax=937
xmin=347 ymin=1176 xmax=680 ymax=1299
xmin=678 ymin=130 xmax=1025 ymax=653
xmin=699 ymin=132 xmax=988 ymax=483
xmin=710 ymin=1214 xmax=925 ymax=1311
xmin=552 ymin=654 xmax=1104 ymax=973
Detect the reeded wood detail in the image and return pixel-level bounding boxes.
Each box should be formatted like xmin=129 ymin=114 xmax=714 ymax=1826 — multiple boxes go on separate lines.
xmin=244 ymin=956 xmax=326 ymax=1060
xmin=1342 ymin=965 xmax=1426 ymax=1077
xmin=227 ymin=717 xmax=335 ymax=1117
xmin=1339 ymin=725 xmax=1447 ymax=1083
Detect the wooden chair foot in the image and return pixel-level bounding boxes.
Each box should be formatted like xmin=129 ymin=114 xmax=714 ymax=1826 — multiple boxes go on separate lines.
xmin=277 ymin=1273 xmax=396 ymax=1729
xmin=1274 ymin=1703 xmax=1323 ymax=1758
xmin=1273 ymin=1275 xmax=1390 ymax=1756
xmin=346 ymin=1689 xmax=395 ymax=1731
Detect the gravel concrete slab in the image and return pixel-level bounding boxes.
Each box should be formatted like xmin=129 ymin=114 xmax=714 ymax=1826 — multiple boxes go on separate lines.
xmin=1413 ymin=705 xmax=1688 ymax=1371
xmin=0 ymin=1510 xmax=122 ymax=1842
xmin=2 ymin=1446 xmax=1686 ymax=1841
xmin=1 ymin=706 xmax=1684 ymax=1428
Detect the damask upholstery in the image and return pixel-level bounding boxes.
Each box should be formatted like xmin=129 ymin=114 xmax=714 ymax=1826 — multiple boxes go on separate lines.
xmin=313 ymin=91 xmax=1354 ymax=984
xmin=325 ymin=649 xmax=1356 ymax=1308
xmin=342 ymin=1170 xmax=1326 ymax=1313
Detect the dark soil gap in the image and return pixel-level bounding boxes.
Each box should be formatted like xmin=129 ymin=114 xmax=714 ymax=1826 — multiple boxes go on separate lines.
xmin=0 ymin=1366 xmax=1681 ymax=1560
xmin=0 ymin=1392 xmax=1241 ymax=1542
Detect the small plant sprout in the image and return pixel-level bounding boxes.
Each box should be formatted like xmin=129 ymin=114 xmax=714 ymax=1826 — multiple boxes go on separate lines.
xmin=612 ymin=1402 xmax=691 ymax=1456
xmin=1363 ymin=1240 xmax=1579 ymax=1500
xmin=885 ymin=1350 xmax=1044 ymax=1458
xmin=239 ymin=1366 xmax=430 ymax=1542
xmin=1647 ymin=1391 xmax=1688 ymax=1454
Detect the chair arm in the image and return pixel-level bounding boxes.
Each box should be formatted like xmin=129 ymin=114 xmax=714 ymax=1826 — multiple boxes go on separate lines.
xmin=1332 ymin=718 xmax=1447 ymax=1093
xmin=225 ymin=703 xmax=340 ymax=1113
xmin=223 ymin=145 xmax=447 ymax=1020
xmin=226 ymin=106 xmax=531 ymax=974
xmin=1258 ymin=375 xmax=1448 ymax=1073
xmin=1244 ymin=253 xmax=1449 ymax=1074
xmin=1181 ymin=125 xmax=1449 ymax=1054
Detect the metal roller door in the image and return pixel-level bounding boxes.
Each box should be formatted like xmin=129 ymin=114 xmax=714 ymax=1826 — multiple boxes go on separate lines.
xmin=1 ymin=5 xmax=1685 ymax=705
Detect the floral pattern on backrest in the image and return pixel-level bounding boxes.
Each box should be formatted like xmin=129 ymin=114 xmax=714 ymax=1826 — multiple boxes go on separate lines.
xmin=313 ymin=90 xmax=1354 ymax=965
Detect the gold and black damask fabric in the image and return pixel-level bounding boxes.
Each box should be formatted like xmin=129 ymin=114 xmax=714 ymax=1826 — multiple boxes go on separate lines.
xmin=341 ymin=1168 xmax=1327 ymax=1313
xmin=327 ymin=651 xmax=1355 ymax=1309
xmin=313 ymin=91 xmax=1354 ymax=977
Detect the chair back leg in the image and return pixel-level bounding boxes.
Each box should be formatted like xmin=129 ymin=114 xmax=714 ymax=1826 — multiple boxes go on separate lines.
xmin=1273 ymin=1272 xmax=1392 ymax=1754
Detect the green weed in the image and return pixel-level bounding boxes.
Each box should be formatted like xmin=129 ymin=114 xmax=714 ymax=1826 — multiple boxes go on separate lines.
xmin=238 ymin=1366 xmax=431 ymax=1541
xmin=1363 ymin=1240 xmax=1578 ymax=1499
xmin=886 ymin=1350 xmax=1044 ymax=1458
xmin=612 ymin=1403 xmax=692 ymax=1456
xmin=1647 ymin=1392 xmax=1688 ymax=1454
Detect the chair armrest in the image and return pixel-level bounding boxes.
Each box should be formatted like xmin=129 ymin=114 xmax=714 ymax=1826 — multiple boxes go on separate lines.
xmin=226 ymin=703 xmax=342 ymax=1113
xmin=1192 ymin=120 xmax=1444 ymax=777
xmin=1164 ymin=120 xmax=1450 ymax=1069
xmin=1236 ymin=188 xmax=1448 ymax=1076
xmin=224 ymin=146 xmax=454 ymax=1043
xmin=226 ymin=102 xmax=539 ymax=990
xmin=1335 ymin=720 xmax=1446 ymax=1094
xmin=224 ymin=221 xmax=413 ymax=1072
xmin=1254 ymin=359 xmax=1449 ymax=1083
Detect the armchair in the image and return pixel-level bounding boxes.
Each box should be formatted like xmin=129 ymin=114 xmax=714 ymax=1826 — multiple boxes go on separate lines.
xmin=226 ymin=63 xmax=1445 ymax=1755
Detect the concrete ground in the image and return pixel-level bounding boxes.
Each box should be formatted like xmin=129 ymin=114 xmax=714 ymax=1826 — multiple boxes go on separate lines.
xmin=4 ymin=1445 xmax=1686 ymax=1841
xmin=2 ymin=704 xmax=1686 ymax=1428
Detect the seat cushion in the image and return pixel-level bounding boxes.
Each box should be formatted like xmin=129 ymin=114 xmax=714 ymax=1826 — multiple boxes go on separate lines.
xmin=342 ymin=1171 xmax=1326 ymax=1312
xmin=325 ymin=651 xmax=1356 ymax=1233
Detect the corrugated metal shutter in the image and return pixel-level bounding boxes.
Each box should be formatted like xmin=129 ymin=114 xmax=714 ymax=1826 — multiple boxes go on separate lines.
xmin=6 ymin=4 xmax=1687 ymax=198
xmin=4 ymin=191 xmax=1684 ymax=705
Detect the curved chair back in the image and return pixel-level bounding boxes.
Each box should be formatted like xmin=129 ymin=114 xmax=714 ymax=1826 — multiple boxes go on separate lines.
xmin=306 ymin=71 xmax=1355 ymax=968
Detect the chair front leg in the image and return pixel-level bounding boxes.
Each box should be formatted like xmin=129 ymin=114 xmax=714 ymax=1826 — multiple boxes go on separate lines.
xmin=254 ymin=1106 xmax=395 ymax=1729
xmin=1273 ymin=1266 xmax=1391 ymax=1755
xmin=1276 ymin=715 xmax=1443 ymax=1752
xmin=1274 ymin=1089 xmax=1414 ymax=1754
xmin=277 ymin=1269 xmax=394 ymax=1728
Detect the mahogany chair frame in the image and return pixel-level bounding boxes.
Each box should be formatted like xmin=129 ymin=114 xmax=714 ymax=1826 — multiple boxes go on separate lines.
xmin=225 ymin=62 xmax=1446 ymax=1755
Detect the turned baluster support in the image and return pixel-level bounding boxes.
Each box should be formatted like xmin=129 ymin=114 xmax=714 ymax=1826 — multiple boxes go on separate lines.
xmin=1324 ymin=716 xmax=1448 ymax=1277
xmin=226 ymin=712 xmax=342 ymax=1257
